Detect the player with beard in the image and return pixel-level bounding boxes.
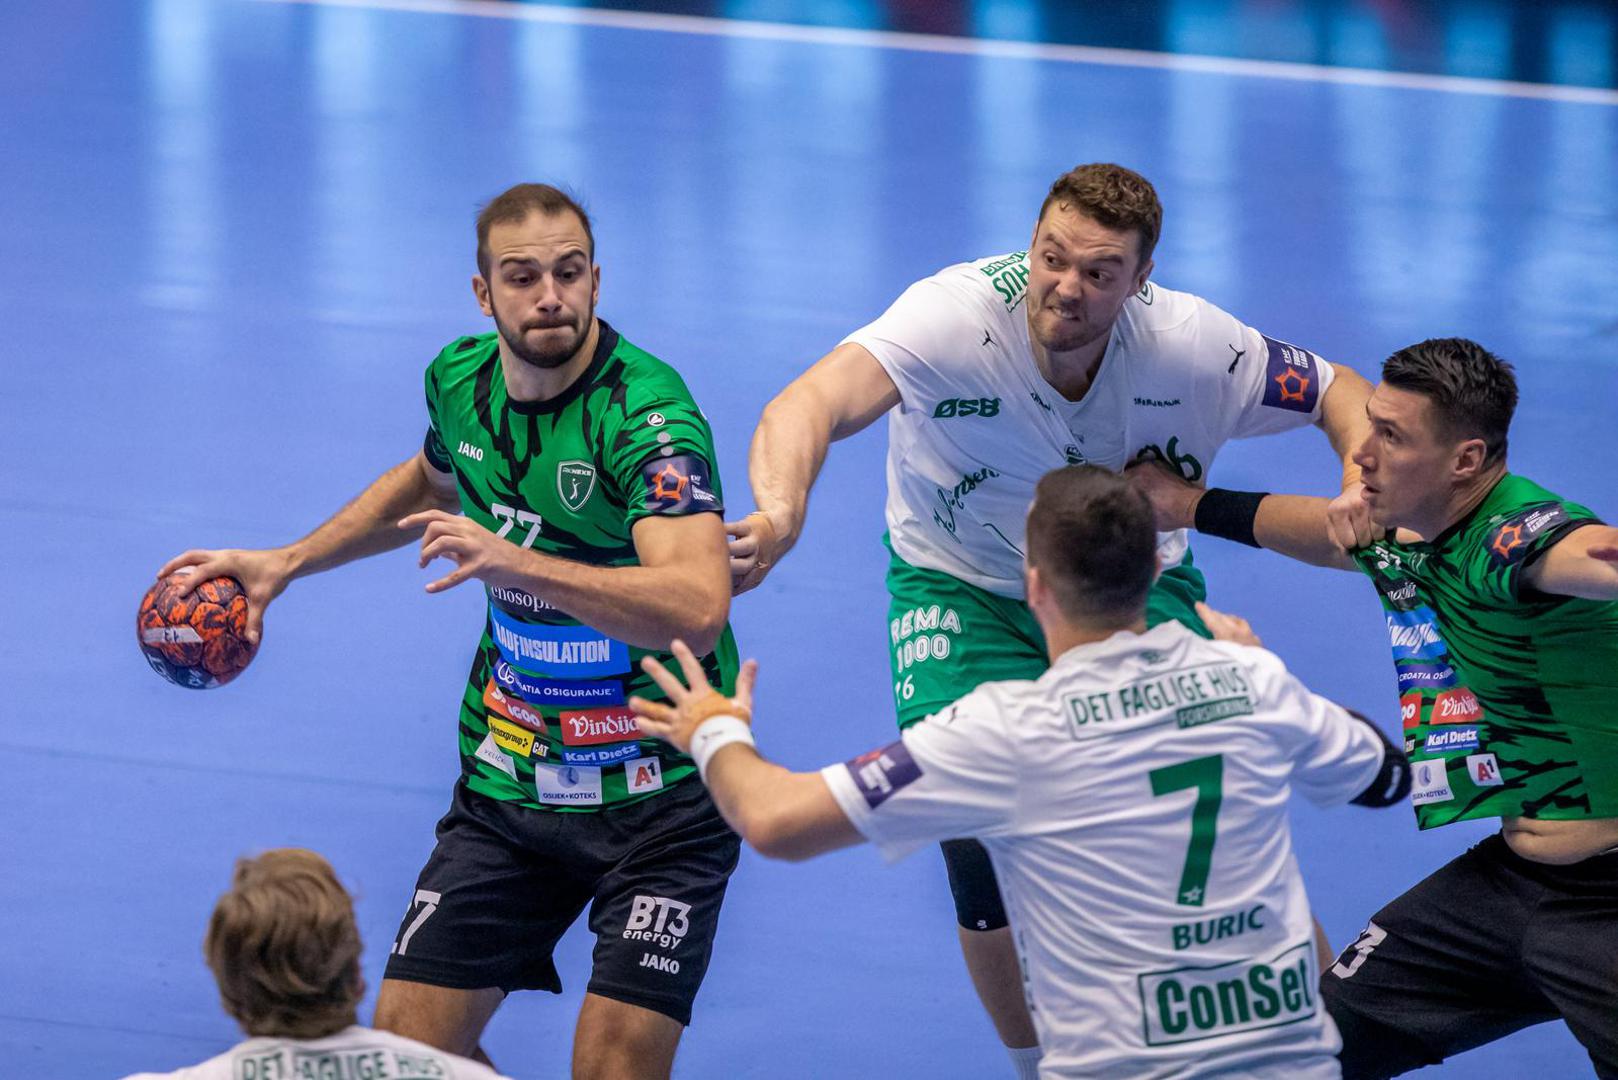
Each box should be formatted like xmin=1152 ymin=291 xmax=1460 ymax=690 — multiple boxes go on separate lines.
xmin=725 ymin=163 xmax=1375 ymax=1076
xmin=158 ymin=184 xmax=740 ymax=1079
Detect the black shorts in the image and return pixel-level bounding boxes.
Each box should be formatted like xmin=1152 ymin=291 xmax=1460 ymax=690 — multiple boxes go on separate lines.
xmin=382 ymin=777 xmax=741 ymax=1026
xmin=1323 ymin=832 xmax=1618 ymax=1080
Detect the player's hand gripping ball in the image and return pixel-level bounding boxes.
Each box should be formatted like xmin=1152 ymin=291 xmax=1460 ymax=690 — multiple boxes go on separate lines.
xmin=136 ymin=571 xmax=257 ymax=689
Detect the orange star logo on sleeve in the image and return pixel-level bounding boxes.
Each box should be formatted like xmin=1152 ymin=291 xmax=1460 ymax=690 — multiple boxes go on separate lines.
xmin=652 ymin=463 xmax=689 ymax=502
xmin=1273 ymin=369 xmax=1310 ymax=404
xmin=1490 ymin=523 xmax=1525 ymax=559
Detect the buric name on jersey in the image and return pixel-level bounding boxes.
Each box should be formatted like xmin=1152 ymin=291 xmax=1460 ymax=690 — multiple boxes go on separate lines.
xmin=232 ymin=1045 xmax=453 ymax=1079
xmin=1139 ymin=940 xmax=1317 ymax=1047
xmin=1066 ymin=663 xmax=1252 ymax=740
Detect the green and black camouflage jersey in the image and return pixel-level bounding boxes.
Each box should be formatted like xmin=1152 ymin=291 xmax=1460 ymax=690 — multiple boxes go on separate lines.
xmin=1352 ymin=473 xmax=1618 ymax=830
xmin=422 ymin=321 xmax=738 ymax=811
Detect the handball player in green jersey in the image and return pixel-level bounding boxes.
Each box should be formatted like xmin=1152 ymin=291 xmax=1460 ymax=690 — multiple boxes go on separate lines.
xmin=158 ymin=185 xmax=741 ymax=1079
xmin=1130 ymin=338 xmax=1618 ymax=1077
xmin=724 ymin=163 xmax=1377 ymax=1075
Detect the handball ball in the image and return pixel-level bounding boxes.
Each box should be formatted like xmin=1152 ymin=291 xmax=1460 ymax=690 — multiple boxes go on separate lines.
xmin=137 ymin=572 xmax=256 ymax=689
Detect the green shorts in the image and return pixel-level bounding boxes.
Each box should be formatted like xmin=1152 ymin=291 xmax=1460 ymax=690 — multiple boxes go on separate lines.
xmin=884 ymin=539 xmax=1210 ymax=727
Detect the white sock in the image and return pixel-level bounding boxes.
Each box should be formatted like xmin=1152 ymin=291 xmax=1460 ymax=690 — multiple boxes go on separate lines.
xmin=1007 ymin=1044 xmax=1042 ymax=1080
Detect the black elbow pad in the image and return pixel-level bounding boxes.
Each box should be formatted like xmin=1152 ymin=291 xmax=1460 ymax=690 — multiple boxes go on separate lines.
xmin=1345 ymin=707 xmax=1411 ymax=807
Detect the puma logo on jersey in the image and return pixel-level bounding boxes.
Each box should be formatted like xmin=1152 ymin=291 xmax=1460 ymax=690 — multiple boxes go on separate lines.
xmin=457 ymin=441 xmax=485 ymax=462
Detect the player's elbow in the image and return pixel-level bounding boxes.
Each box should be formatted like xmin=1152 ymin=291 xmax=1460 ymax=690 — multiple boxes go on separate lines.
xmin=678 ymin=598 xmax=729 ymax=658
xmin=742 ymin=808 xmax=819 ymax=862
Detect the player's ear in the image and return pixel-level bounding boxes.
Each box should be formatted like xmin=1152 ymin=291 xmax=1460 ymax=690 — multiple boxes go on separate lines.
xmin=1452 ymin=437 xmax=1489 ymax=481
xmin=472 ymin=274 xmax=493 ymax=317
xmin=1133 ymin=255 xmax=1154 ymax=294
xmin=591 ymin=263 xmax=600 ymax=308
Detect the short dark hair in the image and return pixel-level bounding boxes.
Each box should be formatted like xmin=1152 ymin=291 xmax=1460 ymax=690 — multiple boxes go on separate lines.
xmin=1026 ymin=466 xmax=1157 ymax=624
xmin=1037 ymin=164 xmax=1162 ymax=265
xmin=204 ymin=849 xmax=364 ymax=1040
xmin=1381 ymin=338 xmax=1518 ymax=463
xmin=475 ymin=183 xmax=594 ymax=277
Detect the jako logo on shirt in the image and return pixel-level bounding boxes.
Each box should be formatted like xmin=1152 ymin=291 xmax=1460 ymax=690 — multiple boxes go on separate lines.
xmin=457 ymin=440 xmax=484 ymax=462
xmin=1385 ymin=607 xmax=1447 ymax=661
xmin=1431 ymin=689 xmax=1484 ymax=725
xmin=932 ymin=397 xmax=1000 ymax=418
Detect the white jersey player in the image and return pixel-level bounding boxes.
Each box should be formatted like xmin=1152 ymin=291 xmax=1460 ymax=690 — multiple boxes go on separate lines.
xmin=645 ymin=466 xmax=1409 ymax=1079
xmin=853 ymin=253 xmax=1338 ymax=595
xmin=726 ymin=163 xmax=1377 ymax=1072
xmin=122 ymin=850 xmax=511 ymax=1080
xmin=123 ymin=1026 xmax=510 ymax=1080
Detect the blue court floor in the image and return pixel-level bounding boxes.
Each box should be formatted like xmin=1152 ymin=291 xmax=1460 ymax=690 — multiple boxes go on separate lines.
xmin=1 ymin=1 xmax=1615 ymax=1077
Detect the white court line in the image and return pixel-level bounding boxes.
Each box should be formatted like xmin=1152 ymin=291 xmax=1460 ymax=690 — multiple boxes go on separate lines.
xmin=249 ymin=0 xmax=1618 ymax=106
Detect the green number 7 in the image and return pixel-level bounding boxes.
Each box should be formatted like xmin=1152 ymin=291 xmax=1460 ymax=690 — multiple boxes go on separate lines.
xmin=1149 ymin=754 xmax=1224 ymax=907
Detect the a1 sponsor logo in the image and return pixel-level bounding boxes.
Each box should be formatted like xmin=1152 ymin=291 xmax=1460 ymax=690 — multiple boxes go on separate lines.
xmin=483 ymin=680 xmax=548 ymax=735
xmin=561 ymin=707 xmax=640 ymax=746
xmin=627 ymin=756 xmax=664 ymax=794
xmin=1431 ymin=688 xmax=1483 ymax=725
xmin=1400 ymin=693 xmax=1423 ymax=730
xmin=1467 ymin=753 xmax=1505 ymax=787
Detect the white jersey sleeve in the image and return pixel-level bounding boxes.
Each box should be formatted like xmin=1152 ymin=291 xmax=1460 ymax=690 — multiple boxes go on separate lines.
xmin=821 ymin=691 xmax=1019 ymax=862
xmin=1218 ymin=308 xmax=1338 ymax=440
xmin=1246 ymin=648 xmax=1387 ymax=806
xmin=840 ymin=272 xmax=999 ymax=416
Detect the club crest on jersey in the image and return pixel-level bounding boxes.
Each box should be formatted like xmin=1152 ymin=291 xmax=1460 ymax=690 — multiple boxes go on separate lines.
xmin=558 ymin=460 xmax=598 ymax=512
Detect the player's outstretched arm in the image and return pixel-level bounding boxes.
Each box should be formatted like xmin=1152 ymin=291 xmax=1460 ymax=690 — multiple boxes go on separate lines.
xmin=159 ymin=451 xmax=459 ymax=643
xmin=726 ymin=342 xmax=900 ymax=593
xmin=631 ymin=642 xmax=863 ymax=861
xmin=1125 ymin=461 xmax=1358 ymax=571
xmin=1523 ymin=524 xmax=1618 ymax=600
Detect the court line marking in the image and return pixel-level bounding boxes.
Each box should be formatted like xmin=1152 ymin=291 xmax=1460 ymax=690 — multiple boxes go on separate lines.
xmin=248 ymin=0 xmax=1618 ymax=106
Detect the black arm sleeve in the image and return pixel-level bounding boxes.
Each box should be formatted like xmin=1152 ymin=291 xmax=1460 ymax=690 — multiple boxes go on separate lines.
xmin=1344 ymin=707 xmax=1410 ymax=807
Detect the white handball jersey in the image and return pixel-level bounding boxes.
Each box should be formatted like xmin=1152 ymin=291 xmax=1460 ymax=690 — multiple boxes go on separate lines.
xmin=843 ymin=251 xmax=1337 ymax=597
xmin=822 ymin=622 xmax=1385 ymax=1080
xmin=121 ymin=1025 xmax=512 ymax=1080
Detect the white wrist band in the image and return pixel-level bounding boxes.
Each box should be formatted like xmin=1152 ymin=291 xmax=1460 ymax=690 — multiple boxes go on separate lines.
xmin=689 ymin=715 xmax=756 ymax=781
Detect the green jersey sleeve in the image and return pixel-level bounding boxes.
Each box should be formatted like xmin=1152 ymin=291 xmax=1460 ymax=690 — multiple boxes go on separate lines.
xmin=605 ymin=381 xmax=725 ymax=528
xmin=422 ymin=346 xmax=456 ymax=473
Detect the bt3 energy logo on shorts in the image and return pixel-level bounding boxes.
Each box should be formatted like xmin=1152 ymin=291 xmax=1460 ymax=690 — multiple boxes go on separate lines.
xmin=623 ymin=894 xmax=691 ymax=974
